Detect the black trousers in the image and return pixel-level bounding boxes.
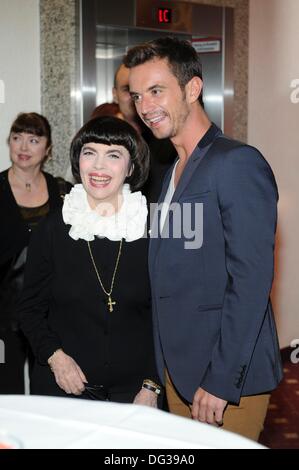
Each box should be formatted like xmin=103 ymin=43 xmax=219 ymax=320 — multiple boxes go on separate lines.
xmin=0 ymin=328 xmax=27 ymax=394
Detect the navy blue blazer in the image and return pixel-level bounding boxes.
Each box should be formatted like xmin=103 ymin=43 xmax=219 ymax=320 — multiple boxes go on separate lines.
xmin=149 ymin=124 xmax=283 ymax=404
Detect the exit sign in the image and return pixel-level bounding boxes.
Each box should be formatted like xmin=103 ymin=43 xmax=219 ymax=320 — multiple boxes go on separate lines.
xmin=157 ymin=8 xmax=172 ymax=24
xmin=136 ymin=1 xmax=192 ymax=32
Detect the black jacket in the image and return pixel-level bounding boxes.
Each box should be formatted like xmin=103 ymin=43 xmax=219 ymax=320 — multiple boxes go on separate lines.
xmin=0 ymin=170 xmax=71 ymax=328
xmin=18 ymin=210 xmax=159 ymax=398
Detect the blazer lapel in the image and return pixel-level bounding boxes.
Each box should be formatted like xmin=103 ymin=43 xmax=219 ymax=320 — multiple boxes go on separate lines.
xmin=149 ymin=124 xmax=222 ymax=272
xmin=148 ymin=163 xmax=175 ymax=272
xmin=171 ymin=140 xmax=215 ymax=204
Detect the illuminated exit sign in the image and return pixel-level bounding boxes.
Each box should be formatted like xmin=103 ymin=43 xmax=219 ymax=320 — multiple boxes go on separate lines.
xmin=136 ymin=0 xmax=192 ymax=33
xmin=158 ymin=8 xmax=172 ymax=24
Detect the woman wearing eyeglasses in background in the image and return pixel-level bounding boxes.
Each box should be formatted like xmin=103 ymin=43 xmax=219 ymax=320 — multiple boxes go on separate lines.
xmin=18 ymin=116 xmax=162 ymax=406
xmin=0 ymin=112 xmax=72 ymax=394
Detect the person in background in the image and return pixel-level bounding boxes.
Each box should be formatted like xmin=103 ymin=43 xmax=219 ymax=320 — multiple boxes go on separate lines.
xmin=18 ymin=116 xmax=162 ymax=406
xmin=125 ymin=36 xmax=283 ymax=441
xmin=0 ymin=112 xmax=72 ymax=394
xmin=114 ymin=63 xmax=176 ymax=202
xmin=90 ymin=102 xmax=124 ymax=120
xmin=113 ymin=64 xmax=141 ymax=133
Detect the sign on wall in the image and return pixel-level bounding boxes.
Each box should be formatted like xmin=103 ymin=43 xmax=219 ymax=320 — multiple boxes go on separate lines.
xmin=192 ymin=38 xmax=221 ymax=54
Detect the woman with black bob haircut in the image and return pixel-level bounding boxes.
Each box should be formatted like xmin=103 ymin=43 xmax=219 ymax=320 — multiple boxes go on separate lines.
xmin=19 ymin=116 xmax=162 ymax=406
xmin=71 ymin=115 xmax=149 ymax=189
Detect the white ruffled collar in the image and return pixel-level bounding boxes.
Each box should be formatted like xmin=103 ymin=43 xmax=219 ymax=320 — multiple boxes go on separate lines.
xmin=62 ymin=184 xmax=148 ymax=242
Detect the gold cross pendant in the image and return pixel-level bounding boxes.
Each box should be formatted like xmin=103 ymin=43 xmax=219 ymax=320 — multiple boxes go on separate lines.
xmin=107 ymin=295 xmax=116 ymax=312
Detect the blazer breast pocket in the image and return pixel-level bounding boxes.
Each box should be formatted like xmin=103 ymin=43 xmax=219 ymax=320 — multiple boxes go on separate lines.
xmin=180 ymin=190 xmax=212 ymax=203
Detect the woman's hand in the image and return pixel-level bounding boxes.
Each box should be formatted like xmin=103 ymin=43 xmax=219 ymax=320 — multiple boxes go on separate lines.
xmin=133 ymin=388 xmax=158 ymax=408
xmin=48 ymin=349 xmax=87 ymax=395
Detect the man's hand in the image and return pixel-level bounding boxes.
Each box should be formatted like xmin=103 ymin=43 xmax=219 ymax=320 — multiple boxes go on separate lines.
xmin=48 ymin=349 xmax=87 ymax=395
xmin=192 ymin=387 xmax=227 ymax=425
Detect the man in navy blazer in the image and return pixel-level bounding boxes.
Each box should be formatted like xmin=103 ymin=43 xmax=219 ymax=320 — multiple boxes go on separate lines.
xmin=125 ymin=37 xmax=282 ymax=441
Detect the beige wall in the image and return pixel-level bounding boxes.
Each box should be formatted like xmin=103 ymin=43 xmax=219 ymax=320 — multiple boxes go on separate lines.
xmin=248 ymin=0 xmax=299 ymax=347
xmin=0 ymin=0 xmax=40 ymax=172
xmin=186 ymin=0 xmax=249 ymax=142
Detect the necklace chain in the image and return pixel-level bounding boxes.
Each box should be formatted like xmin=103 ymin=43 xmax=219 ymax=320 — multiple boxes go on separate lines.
xmin=87 ymin=239 xmax=123 ymax=312
xmin=11 ymin=168 xmax=39 ymax=192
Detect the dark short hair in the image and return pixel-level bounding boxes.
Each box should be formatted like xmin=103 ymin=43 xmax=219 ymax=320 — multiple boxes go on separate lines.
xmin=70 ymin=116 xmax=150 ymax=191
xmin=124 ymin=36 xmax=204 ymax=106
xmin=8 ymin=112 xmax=52 ymax=151
xmin=90 ymin=102 xmax=121 ymax=119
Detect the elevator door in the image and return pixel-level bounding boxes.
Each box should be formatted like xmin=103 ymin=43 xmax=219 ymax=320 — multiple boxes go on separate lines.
xmin=95 ymin=26 xmax=190 ymax=106
xmin=81 ymin=0 xmax=233 ymax=134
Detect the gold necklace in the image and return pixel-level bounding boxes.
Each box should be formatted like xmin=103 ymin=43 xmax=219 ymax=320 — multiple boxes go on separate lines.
xmin=11 ymin=168 xmax=39 ymax=192
xmin=87 ymin=239 xmax=123 ymax=312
